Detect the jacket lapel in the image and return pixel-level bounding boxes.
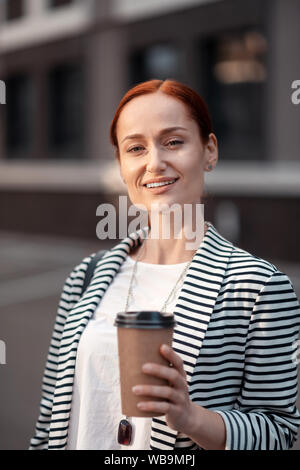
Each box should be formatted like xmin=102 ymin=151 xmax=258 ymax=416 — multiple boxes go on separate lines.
xmin=49 ymin=223 xmax=233 ymax=450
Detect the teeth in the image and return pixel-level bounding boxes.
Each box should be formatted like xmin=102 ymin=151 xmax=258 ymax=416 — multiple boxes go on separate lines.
xmin=146 ymin=179 xmax=176 ymax=188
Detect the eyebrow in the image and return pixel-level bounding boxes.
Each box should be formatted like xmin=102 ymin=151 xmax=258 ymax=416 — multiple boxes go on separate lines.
xmin=120 ymin=126 xmax=188 ymax=144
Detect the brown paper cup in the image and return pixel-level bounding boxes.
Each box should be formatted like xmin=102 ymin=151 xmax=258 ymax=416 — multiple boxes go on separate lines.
xmin=114 ymin=311 xmax=176 ymax=418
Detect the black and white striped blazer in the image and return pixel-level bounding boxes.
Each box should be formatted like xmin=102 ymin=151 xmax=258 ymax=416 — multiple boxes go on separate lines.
xmin=29 ymin=222 xmax=300 ymax=450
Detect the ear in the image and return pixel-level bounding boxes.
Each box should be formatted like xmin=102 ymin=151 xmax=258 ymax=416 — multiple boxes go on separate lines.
xmin=204 ymin=133 xmax=218 ymax=171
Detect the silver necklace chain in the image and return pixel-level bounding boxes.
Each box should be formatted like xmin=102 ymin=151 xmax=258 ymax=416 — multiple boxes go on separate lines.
xmin=125 ymin=237 xmax=195 ymax=313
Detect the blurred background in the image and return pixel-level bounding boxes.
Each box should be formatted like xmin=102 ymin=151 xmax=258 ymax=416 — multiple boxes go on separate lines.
xmin=0 ymin=0 xmax=300 ymax=450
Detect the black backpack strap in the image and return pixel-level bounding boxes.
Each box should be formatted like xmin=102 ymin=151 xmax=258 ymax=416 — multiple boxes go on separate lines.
xmin=81 ymin=249 xmax=107 ymax=296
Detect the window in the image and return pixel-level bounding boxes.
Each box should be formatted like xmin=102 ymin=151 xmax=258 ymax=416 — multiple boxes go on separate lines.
xmin=5 ymin=0 xmax=24 ymax=21
xmin=5 ymin=74 xmax=34 ymax=158
xmin=48 ymin=63 xmax=85 ymax=158
xmin=49 ymin=0 xmax=74 ymax=8
xmin=129 ymin=43 xmax=180 ymax=85
xmin=201 ymin=28 xmax=267 ymax=160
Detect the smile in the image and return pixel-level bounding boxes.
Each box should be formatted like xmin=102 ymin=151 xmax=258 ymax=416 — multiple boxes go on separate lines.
xmin=144 ymin=178 xmax=178 ymax=188
xmin=143 ymin=178 xmax=179 ymax=193
xmin=145 ymin=179 xmax=177 ymax=188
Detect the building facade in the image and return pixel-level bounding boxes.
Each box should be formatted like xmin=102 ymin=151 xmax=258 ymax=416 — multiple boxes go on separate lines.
xmin=0 ymin=0 xmax=300 ymax=261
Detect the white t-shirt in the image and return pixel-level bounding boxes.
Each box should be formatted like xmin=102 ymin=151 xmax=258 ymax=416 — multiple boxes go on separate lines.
xmin=66 ymin=254 xmax=189 ymax=450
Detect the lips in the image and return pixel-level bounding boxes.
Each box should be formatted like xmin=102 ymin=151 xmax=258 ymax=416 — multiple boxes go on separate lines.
xmin=143 ymin=177 xmax=179 ymax=187
xmin=143 ymin=177 xmax=179 ymax=193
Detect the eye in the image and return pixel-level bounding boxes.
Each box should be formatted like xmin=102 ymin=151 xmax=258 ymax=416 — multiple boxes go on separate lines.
xmin=167 ymin=139 xmax=183 ymax=147
xmin=127 ymin=145 xmax=144 ymax=153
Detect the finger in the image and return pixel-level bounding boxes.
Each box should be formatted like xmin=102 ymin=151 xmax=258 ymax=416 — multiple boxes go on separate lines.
xmin=160 ymin=345 xmax=186 ymax=378
xmin=132 ymin=384 xmax=181 ymax=404
xmin=137 ymin=400 xmax=172 ymax=414
xmin=142 ymin=362 xmax=188 ymax=390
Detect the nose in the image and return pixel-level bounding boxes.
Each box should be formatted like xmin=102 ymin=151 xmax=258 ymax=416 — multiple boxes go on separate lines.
xmin=146 ymin=144 xmax=167 ymax=173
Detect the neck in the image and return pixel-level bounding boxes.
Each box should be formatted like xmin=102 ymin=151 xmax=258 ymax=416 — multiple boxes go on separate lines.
xmin=132 ymin=219 xmax=208 ymax=265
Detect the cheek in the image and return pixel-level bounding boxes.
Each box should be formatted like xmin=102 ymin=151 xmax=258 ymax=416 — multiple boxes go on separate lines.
xmin=182 ymin=156 xmax=204 ymax=177
xmin=119 ymin=163 xmax=134 ymax=185
xmin=184 ymin=160 xmax=205 ymax=195
xmin=181 ymin=146 xmax=203 ymax=167
xmin=126 ymin=171 xmax=140 ymax=188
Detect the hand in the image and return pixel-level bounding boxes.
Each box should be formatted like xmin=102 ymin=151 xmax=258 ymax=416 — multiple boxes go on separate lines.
xmin=132 ymin=344 xmax=194 ymax=434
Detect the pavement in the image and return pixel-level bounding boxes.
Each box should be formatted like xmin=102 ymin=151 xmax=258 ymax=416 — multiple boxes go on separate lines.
xmin=0 ymin=230 xmax=300 ymax=450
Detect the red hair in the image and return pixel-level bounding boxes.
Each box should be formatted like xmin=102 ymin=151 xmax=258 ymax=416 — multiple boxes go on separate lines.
xmin=110 ymin=79 xmax=213 ymax=159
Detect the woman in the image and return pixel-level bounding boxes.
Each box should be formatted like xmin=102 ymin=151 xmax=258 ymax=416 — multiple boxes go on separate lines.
xmin=30 ymin=79 xmax=300 ymax=450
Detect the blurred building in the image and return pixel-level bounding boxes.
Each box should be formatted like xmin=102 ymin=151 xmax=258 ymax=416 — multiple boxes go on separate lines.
xmin=0 ymin=0 xmax=300 ymax=262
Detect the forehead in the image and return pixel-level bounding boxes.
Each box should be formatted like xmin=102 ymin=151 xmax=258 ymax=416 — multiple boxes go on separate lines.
xmin=117 ymin=92 xmax=193 ymax=136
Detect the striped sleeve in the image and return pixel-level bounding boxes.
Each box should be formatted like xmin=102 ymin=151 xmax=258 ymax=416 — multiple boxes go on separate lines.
xmin=29 ymin=255 xmax=92 ymax=450
xmin=215 ymin=271 xmax=300 ymax=450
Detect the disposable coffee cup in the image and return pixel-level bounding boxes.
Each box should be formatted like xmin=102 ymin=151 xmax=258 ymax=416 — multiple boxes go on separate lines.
xmin=114 ymin=311 xmax=176 ymax=417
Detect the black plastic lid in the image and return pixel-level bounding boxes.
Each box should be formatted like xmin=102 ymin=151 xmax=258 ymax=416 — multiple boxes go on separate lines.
xmin=114 ymin=311 xmax=176 ymax=329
